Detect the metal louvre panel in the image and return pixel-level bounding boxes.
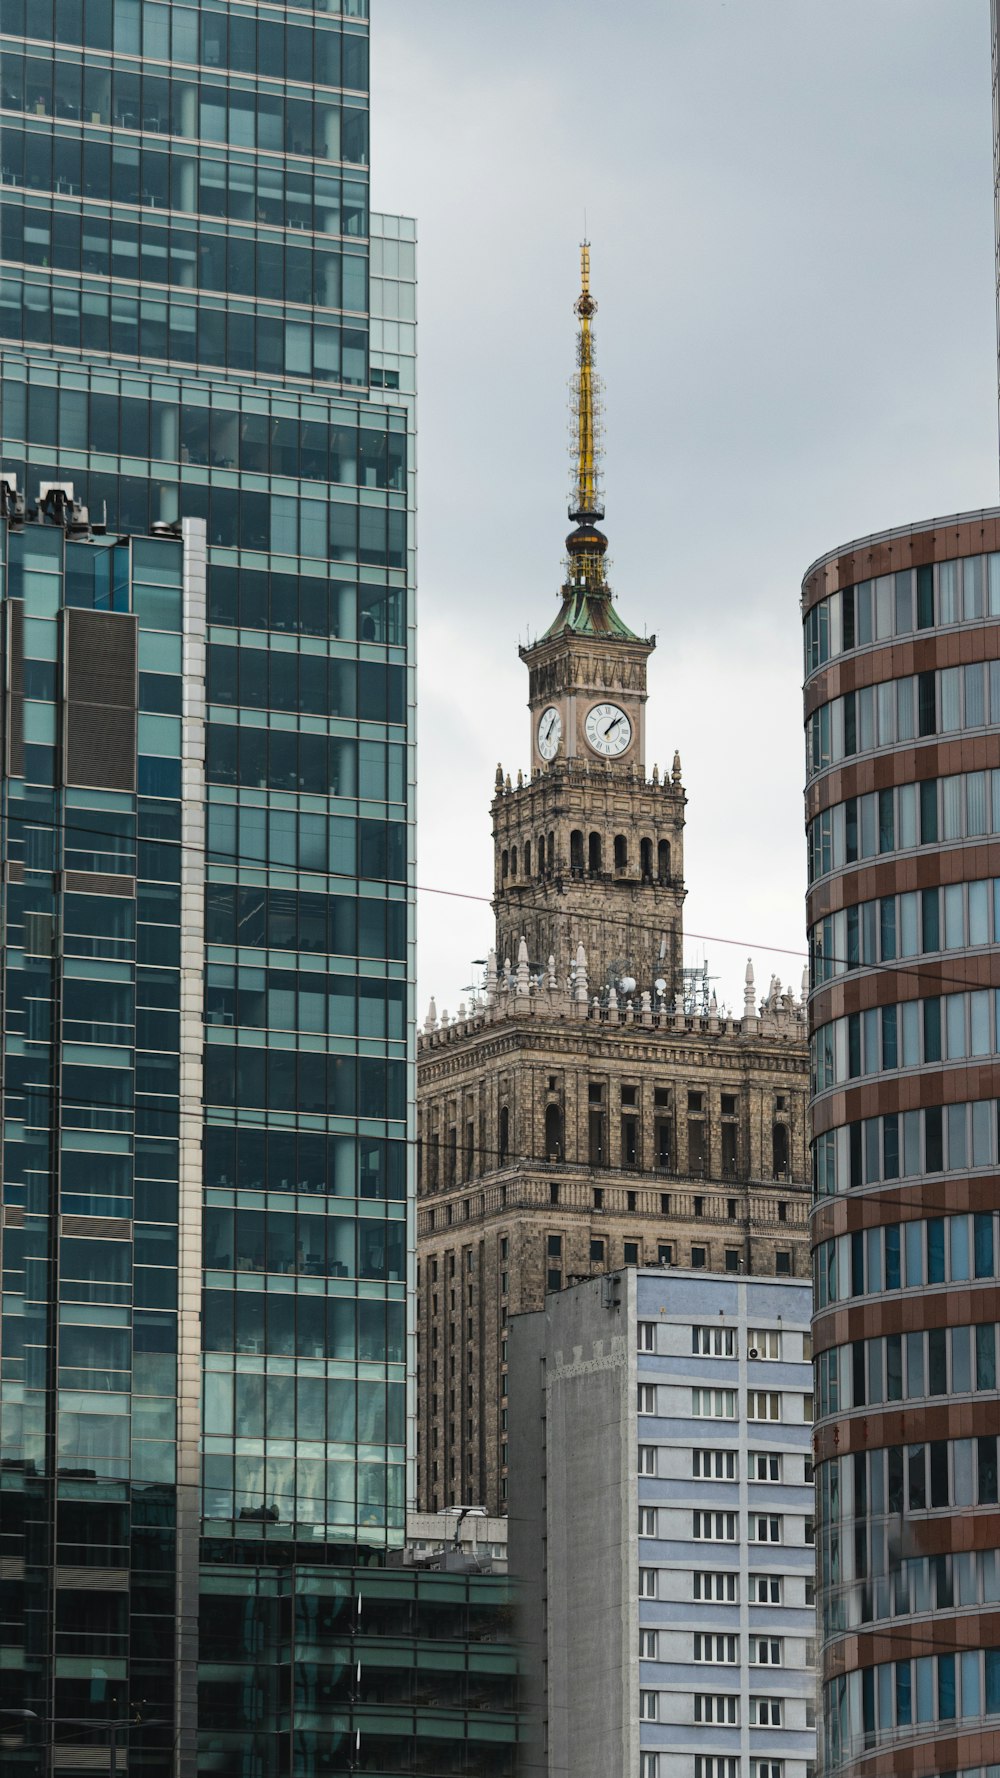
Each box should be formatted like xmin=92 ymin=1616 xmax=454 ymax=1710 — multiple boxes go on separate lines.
xmin=63 ymin=870 xmax=135 ymax=898
xmin=64 ymin=607 xmax=137 ymax=791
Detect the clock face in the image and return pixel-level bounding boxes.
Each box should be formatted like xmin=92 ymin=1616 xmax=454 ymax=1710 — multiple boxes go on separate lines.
xmin=585 ymin=702 xmax=632 ymax=758
xmin=537 ymin=705 xmax=562 ymax=760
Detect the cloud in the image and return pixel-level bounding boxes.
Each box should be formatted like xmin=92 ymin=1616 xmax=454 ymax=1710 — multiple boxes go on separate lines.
xmin=373 ymin=0 xmax=998 ymax=1012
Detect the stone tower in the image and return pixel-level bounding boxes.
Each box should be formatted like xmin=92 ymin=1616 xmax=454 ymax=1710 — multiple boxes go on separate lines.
xmin=492 ymin=245 xmax=685 ymax=996
xmin=416 ymin=249 xmax=810 ymax=1516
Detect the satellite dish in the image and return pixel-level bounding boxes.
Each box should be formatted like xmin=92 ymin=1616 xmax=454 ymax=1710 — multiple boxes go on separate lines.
xmin=654 ymin=978 xmax=667 ymax=995
xmin=620 ymin=976 xmax=637 ymax=995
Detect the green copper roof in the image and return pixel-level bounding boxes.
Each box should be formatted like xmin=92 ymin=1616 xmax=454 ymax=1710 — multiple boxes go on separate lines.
xmin=539 ymin=586 xmax=642 ymax=643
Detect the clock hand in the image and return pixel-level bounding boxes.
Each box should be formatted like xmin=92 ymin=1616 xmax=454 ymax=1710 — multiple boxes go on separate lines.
xmin=603 ymin=715 xmax=622 ymax=738
xmin=543 ymin=716 xmax=555 ymax=740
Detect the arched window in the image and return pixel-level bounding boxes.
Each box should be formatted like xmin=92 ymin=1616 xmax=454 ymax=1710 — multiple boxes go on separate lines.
xmin=570 ymin=830 xmax=584 ymax=874
xmin=547 ymin=831 xmax=555 ymax=873
xmin=510 ymin=845 xmax=518 ymax=879
xmin=523 ymin=840 xmax=531 ymax=878
xmin=499 ymin=1106 xmax=509 ymax=1165
xmin=658 ymin=839 xmax=671 ymax=882
xmin=538 ymin=834 xmax=546 ymax=876
xmin=772 ymin=1123 xmax=789 ymax=1180
xmin=545 ymin=1102 xmax=563 ymax=1161
xmin=588 ymin=832 xmax=602 ymax=873
xmin=501 ymin=849 xmax=509 ymax=879
xmin=640 ymin=838 xmax=653 ymax=879
xmin=614 ymin=835 xmax=628 ymax=872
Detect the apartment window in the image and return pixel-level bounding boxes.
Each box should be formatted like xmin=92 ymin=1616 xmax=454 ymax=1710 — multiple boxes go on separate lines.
xmin=621 ymin=1084 xmax=638 ymax=1106
xmin=694 ymin=1195 xmax=704 ymax=1217
xmin=775 ymin=1250 xmax=791 ymax=1275
xmin=803 ymin=1393 xmax=814 ymax=1423
xmin=694 ymin=1694 xmax=738 ymax=1725
xmin=694 ymin=1570 xmax=738 ymax=1602
xmin=638 ymin=1506 xmax=657 ymax=1536
xmin=659 ymin=1191 xmax=671 ymax=1214
xmin=804 ymin=1578 xmax=815 ymax=1606
xmin=693 ymin=1326 xmax=736 ymax=1357
xmin=593 ymin=1187 xmax=604 ymax=1209
xmin=750 ymin=1514 xmax=782 ymax=1543
xmin=657 ymin=1241 xmax=673 ymax=1264
xmin=805 ymin=1640 xmax=816 ymax=1666
xmin=638 ymin=1321 xmax=656 ymax=1352
xmin=624 ymin=1241 xmax=639 ymax=1264
xmin=693 ymin=1448 xmax=736 ymax=1480
xmin=500 ymin=1238 xmax=508 ymax=1262
xmin=638 ymin=1445 xmax=657 ymax=1476
xmin=638 ymin=1567 xmax=658 ymax=1598
xmin=547 ymin=1234 xmax=562 ymax=1257
xmin=640 ymin=1758 xmax=659 ymax=1778
xmin=749 ymin=1636 xmax=782 ymax=1666
xmin=804 ymin=1516 xmax=815 ymax=1545
xmin=804 ymin=1457 xmax=813 ymax=1484
xmin=549 ymin=1181 xmax=559 ymax=1205
xmin=640 ymin=1629 xmax=658 ymax=1660
xmin=747 ymin=1391 xmax=781 ymax=1422
xmin=691 ymin=1246 xmax=707 ymax=1268
xmin=749 ymin=1699 xmax=782 ymax=1728
xmin=622 ymin=1119 xmax=639 ymax=1165
xmin=695 ymin=1762 xmax=738 ymax=1778
xmin=748 ymin=1328 xmax=780 ymax=1360
xmin=693 ymin=1510 xmax=737 ymax=1542
xmin=546 ymin=1270 xmax=561 ymax=1292
xmin=749 ymin=1452 xmax=781 ymax=1482
xmin=727 ymin=1197 xmax=738 ymax=1219
xmin=725 ymin=1249 xmax=740 ymax=1272
xmin=693 ymin=1388 xmax=736 ymax=1419
xmin=590 ymin=1237 xmax=605 ymax=1264
xmin=688 ymin=1091 xmax=705 ymax=1112
xmin=638 ymin=1384 xmax=657 ymax=1414
xmin=626 ymin=1189 xmax=637 ymax=1211
xmin=694 ymin=1632 xmax=738 ymax=1664
xmin=750 ymin=1574 xmax=781 ymax=1604
xmin=639 ymin=1690 xmax=658 ymax=1722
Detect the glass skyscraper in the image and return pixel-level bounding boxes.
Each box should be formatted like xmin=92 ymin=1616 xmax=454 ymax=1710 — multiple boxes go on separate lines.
xmin=0 ymin=1 xmax=418 ymax=1772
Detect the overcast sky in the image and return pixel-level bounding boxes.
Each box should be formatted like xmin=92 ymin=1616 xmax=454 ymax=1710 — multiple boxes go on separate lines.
xmin=372 ymin=1 xmax=998 ymax=1019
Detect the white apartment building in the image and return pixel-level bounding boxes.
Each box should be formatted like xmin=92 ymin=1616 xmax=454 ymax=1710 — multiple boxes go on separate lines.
xmin=509 ymin=1268 xmax=817 ymax=1778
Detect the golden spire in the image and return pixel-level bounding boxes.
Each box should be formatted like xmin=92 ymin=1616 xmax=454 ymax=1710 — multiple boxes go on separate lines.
xmin=565 ymin=242 xmax=609 ymax=593
xmin=570 ymin=242 xmax=603 ymax=522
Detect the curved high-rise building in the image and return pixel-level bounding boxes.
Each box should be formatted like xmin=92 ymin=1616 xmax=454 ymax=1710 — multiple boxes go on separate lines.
xmin=804 ymin=509 xmax=1000 ymax=1778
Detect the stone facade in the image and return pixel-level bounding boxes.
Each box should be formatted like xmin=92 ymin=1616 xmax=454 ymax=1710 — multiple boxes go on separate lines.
xmin=416 ymin=979 xmax=810 ymax=1515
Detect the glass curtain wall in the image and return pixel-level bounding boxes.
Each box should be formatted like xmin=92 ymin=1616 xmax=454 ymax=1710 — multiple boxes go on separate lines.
xmin=0 ymin=0 xmax=416 ymax=1771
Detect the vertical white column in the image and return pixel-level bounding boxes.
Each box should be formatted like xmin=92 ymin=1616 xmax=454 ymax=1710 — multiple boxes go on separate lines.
xmin=174 ymin=517 xmax=207 ymax=1777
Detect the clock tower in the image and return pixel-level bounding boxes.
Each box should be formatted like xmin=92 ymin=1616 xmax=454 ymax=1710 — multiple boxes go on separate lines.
xmin=492 ymin=245 xmax=686 ymax=996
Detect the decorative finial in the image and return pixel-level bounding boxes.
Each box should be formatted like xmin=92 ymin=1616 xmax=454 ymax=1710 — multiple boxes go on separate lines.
xmin=574 ymin=942 xmax=588 ymax=1004
xmin=743 ymin=959 xmax=756 ymax=1021
xmin=516 ymin=768 xmax=523 ymax=789
xmin=651 ymin=763 xmax=659 ymax=785
xmin=495 ymin=763 xmax=503 ymax=789
xmin=672 ymin=750 xmax=682 ymax=785
xmin=516 ymin=936 xmax=530 ymax=997
xmin=424 ymin=997 xmax=438 ymax=1034
xmin=504 ymin=773 xmax=512 ymax=792
xmin=565 ymin=242 xmax=608 ymax=593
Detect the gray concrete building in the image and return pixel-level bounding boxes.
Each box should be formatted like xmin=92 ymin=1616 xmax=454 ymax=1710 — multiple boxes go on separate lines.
xmin=509 ymin=1268 xmax=817 ymax=1778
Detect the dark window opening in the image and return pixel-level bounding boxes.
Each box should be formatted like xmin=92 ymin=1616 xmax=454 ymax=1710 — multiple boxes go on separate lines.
xmin=622 ymin=1118 xmax=638 ymax=1167
xmin=655 ymin=1122 xmax=672 ymax=1170
xmin=545 ymin=1102 xmax=563 ymax=1161
xmin=549 ymin=1181 xmax=559 ymax=1205
xmin=688 ymin=1120 xmax=707 ymax=1176
xmin=593 ymin=1187 xmax=604 ymax=1209
xmin=588 ymin=831 xmax=602 ymax=873
xmin=498 ymin=1106 xmax=509 ymax=1166
xmin=772 ymin=1123 xmax=789 ymax=1180
xmin=691 ymin=1246 xmax=707 ymax=1269
xmin=589 ymin=1111 xmax=605 ymax=1166
xmin=658 ymin=1242 xmax=673 ymax=1266
xmin=570 ymin=829 xmax=584 ymax=874
xmin=614 ymin=834 xmax=627 ymax=871
xmin=657 ymin=839 xmax=671 ymax=881
xmin=721 ymin=1124 xmax=738 ymax=1177
xmin=640 ymin=837 xmax=653 ymax=879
